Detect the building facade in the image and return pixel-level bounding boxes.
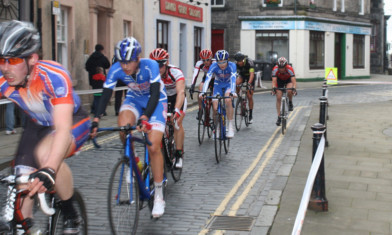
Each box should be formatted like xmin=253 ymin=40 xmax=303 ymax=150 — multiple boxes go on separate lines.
xmin=144 ymin=0 xmax=211 ymax=84
xmin=211 ymin=0 xmax=386 ymax=80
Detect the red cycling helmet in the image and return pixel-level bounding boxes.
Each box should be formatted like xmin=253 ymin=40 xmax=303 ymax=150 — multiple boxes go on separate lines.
xmin=277 ymin=57 xmax=288 ymax=68
xmin=149 ymin=48 xmax=169 ymax=61
xmin=199 ymin=49 xmax=213 ymax=60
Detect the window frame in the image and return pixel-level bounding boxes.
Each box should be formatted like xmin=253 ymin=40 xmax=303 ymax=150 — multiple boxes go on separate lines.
xmin=156 ymin=20 xmax=169 ymax=50
xmin=309 ymin=31 xmax=325 ymax=70
xmin=56 ymin=7 xmax=68 ymax=69
xmin=123 ymin=20 xmax=131 ymax=38
xmin=194 ymin=27 xmax=202 ymax=65
xmin=211 ymin=0 xmax=225 ymax=7
xmin=353 ymin=34 xmax=365 ymax=69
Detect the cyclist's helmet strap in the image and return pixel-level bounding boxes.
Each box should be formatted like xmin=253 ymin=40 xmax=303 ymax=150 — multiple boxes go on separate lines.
xmin=214 ymin=50 xmax=229 ymax=61
xmin=115 ymin=37 xmax=142 ymax=62
xmin=200 ymin=49 xmax=213 ymax=60
xmin=0 ymin=20 xmax=40 ymax=58
xmin=277 ymin=57 xmax=288 ymax=68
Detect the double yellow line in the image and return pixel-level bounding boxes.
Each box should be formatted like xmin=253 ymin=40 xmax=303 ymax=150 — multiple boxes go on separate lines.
xmin=199 ymin=107 xmax=303 ymax=235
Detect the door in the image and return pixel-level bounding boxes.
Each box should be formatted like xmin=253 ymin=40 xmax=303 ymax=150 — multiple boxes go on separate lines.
xmin=334 ymin=33 xmax=345 ymax=80
xmin=180 ymin=23 xmax=187 ymax=77
xmin=211 ymin=29 xmax=224 ymax=55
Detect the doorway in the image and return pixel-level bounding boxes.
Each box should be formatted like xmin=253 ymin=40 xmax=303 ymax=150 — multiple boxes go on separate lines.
xmin=180 ymin=23 xmax=187 ymax=76
xmin=211 ymin=29 xmax=224 ymax=55
xmin=334 ymin=33 xmax=345 ymax=80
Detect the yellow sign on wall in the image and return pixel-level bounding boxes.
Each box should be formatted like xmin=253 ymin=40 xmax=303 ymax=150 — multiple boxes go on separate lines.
xmin=325 ymin=67 xmax=338 ymax=85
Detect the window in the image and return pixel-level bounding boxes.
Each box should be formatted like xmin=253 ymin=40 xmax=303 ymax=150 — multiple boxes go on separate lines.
xmin=194 ymin=27 xmax=202 ymax=64
xmin=211 ymin=0 xmax=225 ymax=7
xmin=262 ymin=0 xmax=283 ymax=7
xmin=255 ymin=31 xmax=289 ymax=63
xmin=56 ymin=7 xmax=68 ymax=69
xmin=309 ymin=31 xmax=324 ymax=70
xmin=123 ymin=20 xmax=131 ymax=38
xmin=341 ymin=0 xmax=345 ymax=12
xmin=353 ymin=35 xmax=365 ymax=68
xmin=333 ymin=0 xmax=337 ymax=11
xmin=359 ymin=0 xmax=364 ymax=15
xmin=157 ymin=20 xmax=169 ymax=50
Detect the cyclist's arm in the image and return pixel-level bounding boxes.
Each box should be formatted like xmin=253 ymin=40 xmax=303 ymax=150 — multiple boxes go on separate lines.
xmin=271 ymin=66 xmax=278 ymax=88
xmin=202 ymin=72 xmax=213 ymax=93
xmin=248 ymin=69 xmax=255 ymax=85
xmin=191 ymin=65 xmax=201 ymax=86
xmin=143 ymin=82 xmax=160 ymax=119
xmin=230 ymin=63 xmax=237 ymax=94
xmin=175 ymin=79 xmax=185 ymax=110
xmin=291 ymin=76 xmax=297 ymax=89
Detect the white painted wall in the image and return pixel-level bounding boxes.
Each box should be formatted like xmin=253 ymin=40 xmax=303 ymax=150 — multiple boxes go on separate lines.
xmin=240 ymin=30 xmax=256 ymax=59
xmin=344 ymin=34 xmax=370 ymax=77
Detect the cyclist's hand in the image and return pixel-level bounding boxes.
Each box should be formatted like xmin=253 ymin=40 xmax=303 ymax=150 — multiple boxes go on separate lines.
xmin=90 ymin=120 xmax=99 ymax=138
xmin=271 ymin=87 xmax=277 ymax=95
xmin=199 ymin=93 xmax=205 ymax=99
xmin=293 ymin=88 xmax=297 ymax=96
xmin=137 ymin=116 xmax=151 ymax=133
xmin=230 ymin=93 xmax=238 ymax=98
xmin=174 ymin=108 xmax=184 ymax=120
xmin=247 ymin=82 xmax=253 ymax=90
xmin=29 ymin=167 xmax=56 ymax=196
xmin=189 ymin=84 xmax=195 ymax=99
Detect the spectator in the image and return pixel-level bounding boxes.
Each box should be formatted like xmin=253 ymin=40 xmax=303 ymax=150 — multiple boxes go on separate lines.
xmin=85 ymin=44 xmax=110 ymax=114
xmin=5 ymin=102 xmax=16 ymax=135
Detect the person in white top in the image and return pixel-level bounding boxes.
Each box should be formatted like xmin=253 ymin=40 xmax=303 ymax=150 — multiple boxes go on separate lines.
xmin=189 ymin=49 xmax=215 ymax=120
xmin=149 ymin=48 xmax=186 ymax=168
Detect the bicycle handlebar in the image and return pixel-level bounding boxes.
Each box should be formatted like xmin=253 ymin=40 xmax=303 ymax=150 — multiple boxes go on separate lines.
xmin=15 ymin=175 xmax=56 ymax=216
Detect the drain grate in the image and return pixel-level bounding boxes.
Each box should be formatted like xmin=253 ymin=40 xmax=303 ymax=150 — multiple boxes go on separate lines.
xmin=206 ymin=216 xmax=255 ymax=231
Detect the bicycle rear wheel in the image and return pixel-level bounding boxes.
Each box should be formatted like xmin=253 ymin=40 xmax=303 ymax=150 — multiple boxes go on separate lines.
xmin=197 ymin=108 xmax=205 ymax=145
xmin=223 ymin=115 xmax=229 ymax=154
xmin=214 ymin=114 xmax=222 ymax=163
xmin=206 ymin=102 xmax=213 ymax=139
xmin=167 ymin=135 xmax=182 ymax=182
xmin=244 ymin=97 xmax=250 ymax=127
xmin=108 ymin=159 xmax=140 ymax=235
xmin=234 ymin=97 xmax=243 ymax=131
xmin=51 ymin=190 xmax=88 ymax=235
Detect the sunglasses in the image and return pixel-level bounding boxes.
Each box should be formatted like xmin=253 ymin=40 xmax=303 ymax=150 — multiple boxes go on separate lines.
xmin=202 ymin=59 xmax=211 ymax=62
xmin=0 ymin=57 xmax=25 ymax=65
xmin=157 ymin=60 xmax=168 ymax=68
xmin=217 ymin=60 xmax=227 ymax=65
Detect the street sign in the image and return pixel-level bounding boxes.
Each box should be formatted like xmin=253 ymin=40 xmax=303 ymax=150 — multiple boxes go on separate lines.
xmin=52 ymin=1 xmax=60 ymax=15
xmin=325 ymin=67 xmax=338 ymax=85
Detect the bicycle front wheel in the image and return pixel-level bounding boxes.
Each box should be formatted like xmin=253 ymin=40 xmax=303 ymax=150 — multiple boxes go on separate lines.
xmin=206 ymin=102 xmax=213 ymax=139
xmin=281 ymin=100 xmax=287 ymax=135
xmin=214 ymin=114 xmax=222 ymax=163
xmin=197 ymin=108 xmax=206 ymax=145
xmin=108 ymin=159 xmax=140 ymax=235
xmin=244 ymin=97 xmax=250 ymax=127
xmin=234 ymin=97 xmax=243 ymax=131
xmin=223 ymin=115 xmax=229 ymax=154
xmin=51 ymin=190 xmax=88 ymax=235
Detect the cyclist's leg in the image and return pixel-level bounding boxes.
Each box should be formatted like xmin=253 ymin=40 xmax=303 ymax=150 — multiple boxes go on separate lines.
xmin=117 ymin=97 xmax=140 ymax=143
xmin=224 ymin=85 xmax=235 ymax=138
xmin=198 ymin=82 xmax=204 ymax=113
xmin=174 ymin=98 xmax=186 ymax=154
xmin=147 ymin=100 xmax=167 ymax=217
xmin=246 ymin=77 xmax=255 ymax=121
xmin=236 ymin=76 xmax=243 ymax=94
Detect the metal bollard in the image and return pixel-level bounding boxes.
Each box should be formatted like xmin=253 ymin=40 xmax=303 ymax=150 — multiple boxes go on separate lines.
xmin=319 ymin=96 xmax=329 ymax=147
xmin=308 ymin=123 xmax=328 ymax=212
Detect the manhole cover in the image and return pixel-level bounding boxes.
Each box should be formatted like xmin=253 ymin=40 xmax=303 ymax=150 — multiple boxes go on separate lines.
xmin=206 ymin=216 xmax=255 ymax=231
xmin=383 ymin=127 xmax=392 ymax=137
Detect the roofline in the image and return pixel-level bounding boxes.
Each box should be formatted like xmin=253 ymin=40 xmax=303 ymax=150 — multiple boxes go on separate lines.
xmin=238 ymin=15 xmax=372 ymax=27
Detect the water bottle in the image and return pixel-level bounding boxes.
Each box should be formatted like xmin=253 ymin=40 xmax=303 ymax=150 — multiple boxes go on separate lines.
xmin=135 ymin=157 xmax=144 ymax=173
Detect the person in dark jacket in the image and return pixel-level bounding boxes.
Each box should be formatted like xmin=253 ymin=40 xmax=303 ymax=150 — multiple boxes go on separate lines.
xmin=85 ymin=44 xmax=110 ymax=114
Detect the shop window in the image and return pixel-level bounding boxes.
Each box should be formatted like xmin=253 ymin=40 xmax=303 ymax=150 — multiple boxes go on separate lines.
xmin=123 ymin=20 xmax=131 ymax=38
xmin=211 ymin=0 xmax=225 ymax=7
xmin=56 ymin=7 xmax=68 ymax=69
xmin=194 ymin=27 xmax=202 ymax=64
xmin=353 ymin=35 xmax=365 ymax=68
xmin=309 ymin=31 xmax=324 ymax=70
xmin=157 ymin=20 xmax=169 ymax=50
xmin=255 ymin=31 xmax=289 ymax=63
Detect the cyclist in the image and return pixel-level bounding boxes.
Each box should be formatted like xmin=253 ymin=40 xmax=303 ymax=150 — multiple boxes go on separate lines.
xmin=200 ymin=50 xmax=237 ymax=138
xmin=189 ymin=49 xmax=215 ymax=119
xmin=234 ymin=52 xmax=255 ymax=124
xmin=149 ymin=48 xmax=186 ymax=169
xmin=271 ymin=57 xmax=297 ymax=126
xmin=0 ymin=20 xmax=90 ymax=234
xmin=91 ymin=37 xmax=167 ymax=218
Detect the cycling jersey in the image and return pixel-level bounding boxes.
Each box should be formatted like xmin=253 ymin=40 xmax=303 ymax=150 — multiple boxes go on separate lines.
xmin=191 ymin=60 xmax=216 ymax=85
xmin=0 ymin=60 xmax=83 ymax=126
xmin=237 ymin=58 xmax=255 ymax=81
xmin=272 ymin=65 xmax=295 ymax=81
xmin=202 ymin=61 xmax=237 ymax=96
xmin=161 ymin=64 xmax=185 ymax=97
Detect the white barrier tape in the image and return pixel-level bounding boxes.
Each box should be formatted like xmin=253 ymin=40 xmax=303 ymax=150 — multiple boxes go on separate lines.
xmin=337 ymin=80 xmax=392 ymax=85
xmin=0 ymin=86 xmax=128 ymax=105
xmin=291 ymin=135 xmax=325 ymax=235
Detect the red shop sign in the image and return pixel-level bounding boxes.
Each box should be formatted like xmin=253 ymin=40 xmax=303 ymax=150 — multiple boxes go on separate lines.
xmin=160 ymin=0 xmax=203 ymax=22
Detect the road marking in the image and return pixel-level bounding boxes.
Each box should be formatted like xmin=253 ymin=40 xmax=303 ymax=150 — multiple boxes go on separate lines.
xmin=80 ymin=134 xmax=119 ymax=151
xmin=199 ymin=107 xmax=303 ymax=235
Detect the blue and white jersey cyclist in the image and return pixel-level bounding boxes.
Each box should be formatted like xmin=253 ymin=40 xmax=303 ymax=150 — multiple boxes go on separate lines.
xmin=201 ymin=50 xmax=237 ymax=138
xmin=91 ymin=37 xmax=167 ymax=218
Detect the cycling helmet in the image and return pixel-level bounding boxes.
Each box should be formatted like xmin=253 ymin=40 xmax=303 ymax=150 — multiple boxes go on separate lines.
xmin=199 ymin=49 xmax=213 ymax=60
xmin=234 ymin=52 xmax=245 ymax=62
xmin=215 ymin=50 xmax=229 ymax=61
xmin=115 ymin=37 xmax=142 ymax=62
xmin=0 ymin=20 xmax=40 ymax=58
xmin=149 ymin=48 xmax=169 ymax=61
xmin=277 ymin=57 xmax=288 ymax=68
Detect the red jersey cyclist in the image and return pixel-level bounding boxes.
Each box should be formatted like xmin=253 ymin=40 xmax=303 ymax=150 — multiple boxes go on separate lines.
xmin=149 ymin=48 xmax=186 ymax=169
xmin=0 ymin=20 xmax=90 ymax=234
xmin=189 ymin=49 xmax=215 ymax=120
xmin=271 ymin=57 xmax=297 ymax=126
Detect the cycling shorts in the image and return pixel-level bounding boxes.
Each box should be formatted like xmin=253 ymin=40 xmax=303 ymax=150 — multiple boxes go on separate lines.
xmin=213 ymin=82 xmax=232 ymax=97
xmin=167 ymin=94 xmax=188 ymax=114
xmin=119 ymin=96 xmax=167 ymax=133
xmin=14 ymin=107 xmax=91 ymax=169
xmin=277 ymin=77 xmax=292 ymax=88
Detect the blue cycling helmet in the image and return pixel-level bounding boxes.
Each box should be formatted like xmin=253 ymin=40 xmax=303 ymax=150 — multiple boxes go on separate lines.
xmin=115 ymin=37 xmax=142 ymax=62
xmin=215 ymin=50 xmax=229 ymax=61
